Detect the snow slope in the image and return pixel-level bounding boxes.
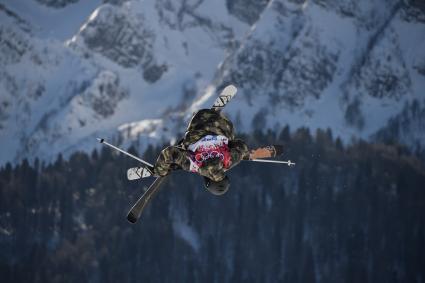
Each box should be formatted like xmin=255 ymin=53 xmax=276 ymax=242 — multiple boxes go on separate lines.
xmin=0 ymin=0 xmax=424 ymax=164
xmin=212 ymin=0 xmax=425 ymax=142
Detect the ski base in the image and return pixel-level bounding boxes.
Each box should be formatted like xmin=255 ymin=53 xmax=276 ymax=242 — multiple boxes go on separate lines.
xmin=212 ymin=85 xmax=237 ymax=111
xmin=127 ymin=166 xmax=153 ymax=180
xmin=127 ymin=176 xmax=168 ymax=223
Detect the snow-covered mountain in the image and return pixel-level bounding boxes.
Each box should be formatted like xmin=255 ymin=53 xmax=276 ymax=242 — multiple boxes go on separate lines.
xmin=219 ymin=0 xmax=425 ymax=141
xmin=0 ymin=0 xmax=424 ymax=164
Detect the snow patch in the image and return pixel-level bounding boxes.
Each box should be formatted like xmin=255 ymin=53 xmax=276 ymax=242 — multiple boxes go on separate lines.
xmin=118 ymin=119 xmax=163 ymax=139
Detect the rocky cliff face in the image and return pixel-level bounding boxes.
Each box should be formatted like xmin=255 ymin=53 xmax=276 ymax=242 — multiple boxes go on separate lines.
xmin=217 ymin=0 xmax=424 ymax=142
xmin=0 ymin=0 xmax=424 ymax=164
xmin=226 ymin=0 xmax=271 ymax=24
xmin=73 ymin=5 xmax=156 ymax=69
xmin=35 ymin=0 xmax=79 ymax=9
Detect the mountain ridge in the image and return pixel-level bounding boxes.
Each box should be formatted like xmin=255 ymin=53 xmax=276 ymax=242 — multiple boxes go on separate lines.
xmin=0 ymin=0 xmax=424 ymax=165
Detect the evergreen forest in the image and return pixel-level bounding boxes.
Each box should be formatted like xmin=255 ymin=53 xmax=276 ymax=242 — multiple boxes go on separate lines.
xmin=1 ymin=127 xmax=424 ymax=283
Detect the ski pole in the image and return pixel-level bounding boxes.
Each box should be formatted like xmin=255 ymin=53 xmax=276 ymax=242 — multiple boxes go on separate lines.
xmin=248 ymin=159 xmax=296 ymax=166
xmin=97 ymin=138 xmax=154 ymax=168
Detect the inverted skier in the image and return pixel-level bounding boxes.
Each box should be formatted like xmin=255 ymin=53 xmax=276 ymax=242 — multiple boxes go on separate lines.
xmin=98 ymin=85 xmax=295 ymax=223
xmin=150 ymin=108 xmax=282 ymax=195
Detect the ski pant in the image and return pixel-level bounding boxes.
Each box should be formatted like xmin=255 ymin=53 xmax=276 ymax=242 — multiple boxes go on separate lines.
xmin=182 ymin=109 xmax=235 ymax=147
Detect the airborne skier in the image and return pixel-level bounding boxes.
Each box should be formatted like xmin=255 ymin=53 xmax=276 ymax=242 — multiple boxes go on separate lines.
xmin=98 ymin=84 xmax=294 ymax=223
xmin=151 ymin=108 xmax=282 ymax=195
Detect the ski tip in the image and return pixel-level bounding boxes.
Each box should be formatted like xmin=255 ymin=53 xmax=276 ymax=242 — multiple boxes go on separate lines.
xmin=97 ymin=138 xmax=105 ymax=143
xmin=127 ymin=212 xmax=138 ymax=224
xmin=223 ymin=84 xmax=237 ymax=95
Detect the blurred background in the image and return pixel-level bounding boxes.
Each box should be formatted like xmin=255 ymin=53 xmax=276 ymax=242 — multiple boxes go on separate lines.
xmin=0 ymin=0 xmax=424 ymax=282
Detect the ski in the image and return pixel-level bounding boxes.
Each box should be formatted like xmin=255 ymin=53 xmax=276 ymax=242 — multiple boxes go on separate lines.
xmin=127 ymin=166 xmax=153 ymax=180
xmin=127 ymin=176 xmax=168 ymax=223
xmin=212 ymin=84 xmax=237 ymax=111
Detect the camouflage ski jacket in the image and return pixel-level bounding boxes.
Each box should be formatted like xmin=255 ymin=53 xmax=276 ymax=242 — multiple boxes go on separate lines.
xmin=154 ymin=109 xmax=249 ymax=182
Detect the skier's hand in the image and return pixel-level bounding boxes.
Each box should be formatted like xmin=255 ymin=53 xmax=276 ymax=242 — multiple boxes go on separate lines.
xmin=249 ymin=145 xmax=284 ymax=159
xmin=250 ymin=148 xmax=274 ymax=159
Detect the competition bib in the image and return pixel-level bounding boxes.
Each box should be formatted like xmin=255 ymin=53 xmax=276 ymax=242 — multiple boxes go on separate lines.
xmin=187 ymin=135 xmax=231 ymax=172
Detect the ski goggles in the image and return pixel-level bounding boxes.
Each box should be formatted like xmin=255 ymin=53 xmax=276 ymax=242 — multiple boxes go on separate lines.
xmin=194 ymin=150 xmax=224 ymax=162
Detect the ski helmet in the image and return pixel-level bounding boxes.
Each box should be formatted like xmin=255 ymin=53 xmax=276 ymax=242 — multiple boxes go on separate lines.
xmin=204 ymin=176 xmax=230 ymax=196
